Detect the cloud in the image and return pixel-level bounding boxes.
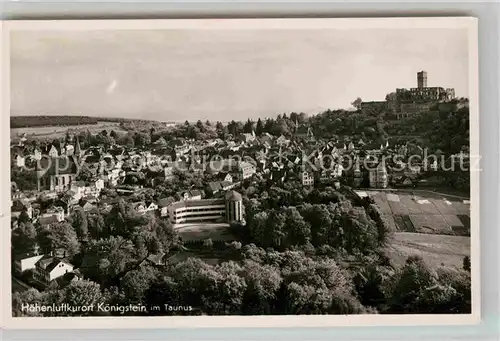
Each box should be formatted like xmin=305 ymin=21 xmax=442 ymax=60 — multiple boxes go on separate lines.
xmin=106 ymin=80 xmax=118 ymax=94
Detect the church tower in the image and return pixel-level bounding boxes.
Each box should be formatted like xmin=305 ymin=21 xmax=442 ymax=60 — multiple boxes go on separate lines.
xmin=75 ymin=136 xmax=82 ymax=157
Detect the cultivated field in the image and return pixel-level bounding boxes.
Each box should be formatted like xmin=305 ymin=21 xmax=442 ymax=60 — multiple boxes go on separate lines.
xmin=10 ymin=121 xmax=127 ymax=141
xmin=358 ymin=190 xmax=471 ymax=236
xmin=387 ymin=232 xmax=470 ymax=269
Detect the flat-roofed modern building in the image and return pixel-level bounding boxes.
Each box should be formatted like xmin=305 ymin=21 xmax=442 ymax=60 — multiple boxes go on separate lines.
xmin=167 ymin=190 xmax=244 ymax=225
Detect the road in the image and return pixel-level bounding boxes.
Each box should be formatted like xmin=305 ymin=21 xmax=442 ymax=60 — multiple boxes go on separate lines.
xmin=12 ymin=277 xmax=32 ymax=293
xmin=358 ymin=187 xmax=469 ymax=200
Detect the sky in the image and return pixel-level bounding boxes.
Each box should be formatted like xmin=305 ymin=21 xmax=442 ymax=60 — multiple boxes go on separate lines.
xmin=10 ymin=28 xmax=469 ymax=122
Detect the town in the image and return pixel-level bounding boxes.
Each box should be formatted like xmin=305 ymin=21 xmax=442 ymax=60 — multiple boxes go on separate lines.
xmin=10 ymin=71 xmax=472 ymax=316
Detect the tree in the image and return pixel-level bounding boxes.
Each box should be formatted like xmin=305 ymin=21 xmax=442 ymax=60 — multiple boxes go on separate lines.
xmin=210 ymin=261 xmax=248 ymax=314
xmin=122 ymin=134 xmax=135 ymax=148
xmin=351 ymin=97 xmax=363 ymax=110
xmin=120 ymin=265 xmax=158 ymax=304
xmin=462 ymin=256 xmax=471 ymax=272
xmin=88 ymin=213 xmax=106 ymax=239
xmin=386 ymin=256 xmax=438 ymax=313
xmin=17 ymin=209 xmax=31 ymax=224
xmin=167 ymin=258 xmax=221 ymax=312
xmin=12 ymin=288 xmax=47 ymax=317
xmin=241 ymin=260 xmax=282 ymax=314
xmin=196 ymin=120 xmax=206 ymax=133
xmin=134 ymin=132 xmax=151 ymax=147
xmin=12 ymin=222 xmax=37 ymax=253
xmin=55 ymin=279 xmax=105 ymax=316
xmin=256 ymin=118 xmax=264 ymax=136
xmin=76 ymin=163 xmax=94 ymax=183
xmin=243 ymin=119 xmax=255 ymax=134
xmin=299 ymin=204 xmax=333 ymax=247
xmin=11 ymin=168 xmax=37 ymax=191
xmin=271 ymin=119 xmax=290 ymax=136
xmin=81 ymin=236 xmax=136 ymax=286
xmin=72 ymin=209 xmax=89 ymax=240
xmin=283 ymin=207 xmax=311 ymax=248
xmin=279 ymin=253 xmax=366 ymax=314
xmin=38 ymin=222 xmax=80 ymax=259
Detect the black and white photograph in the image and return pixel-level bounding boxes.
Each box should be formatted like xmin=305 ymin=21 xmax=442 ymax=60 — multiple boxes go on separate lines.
xmin=1 ymin=18 xmax=479 ymax=328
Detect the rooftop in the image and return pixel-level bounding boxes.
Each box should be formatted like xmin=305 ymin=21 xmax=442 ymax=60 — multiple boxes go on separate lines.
xmin=169 ymin=198 xmax=225 ymax=210
xmin=225 ymin=190 xmax=243 ymax=202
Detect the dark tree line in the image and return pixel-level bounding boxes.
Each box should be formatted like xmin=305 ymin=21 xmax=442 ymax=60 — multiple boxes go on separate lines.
xmin=11 ymin=116 xmax=99 ymax=128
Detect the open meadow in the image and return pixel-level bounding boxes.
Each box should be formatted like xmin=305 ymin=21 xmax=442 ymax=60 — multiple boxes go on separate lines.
xmin=10 ymin=121 xmax=127 ymax=141
xmin=387 ymin=232 xmax=470 ymax=270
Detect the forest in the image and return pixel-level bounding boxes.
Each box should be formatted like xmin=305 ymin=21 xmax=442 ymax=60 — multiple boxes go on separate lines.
xmin=11 ymin=115 xmax=99 ymax=128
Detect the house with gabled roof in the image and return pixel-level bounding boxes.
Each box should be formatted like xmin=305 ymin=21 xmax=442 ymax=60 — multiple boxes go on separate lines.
xmin=33 ymin=256 xmax=74 ymax=285
xmin=40 ymin=206 xmax=65 ymax=222
xmin=48 ymin=145 xmax=59 ymax=158
xmin=276 ymin=135 xmax=290 ymax=146
xmin=131 ymin=201 xmax=148 ymax=215
xmin=176 ymin=190 xmax=203 ymax=201
xmin=145 ymin=200 xmax=158 ymax=212
xmin=157 ymin=197 xmax=176 ymax=217
xmin=207 ymin=181 xmax=223 ymax=195
xmin=99 ymin=197 xmax=121 ymax=213
xmin=146 ymin=252 xmax=169 ymax=266
xmin=13 ymin=248 xmax=45 ymax=274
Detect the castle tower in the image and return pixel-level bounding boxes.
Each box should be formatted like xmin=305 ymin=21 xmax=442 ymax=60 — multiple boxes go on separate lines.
xmin=417 ymin=71 xmax=427 ymax=89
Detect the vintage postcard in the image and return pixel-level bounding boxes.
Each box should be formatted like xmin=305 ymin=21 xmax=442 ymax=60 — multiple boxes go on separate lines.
xmin=0 ymin=18 xmax=479 ymax=329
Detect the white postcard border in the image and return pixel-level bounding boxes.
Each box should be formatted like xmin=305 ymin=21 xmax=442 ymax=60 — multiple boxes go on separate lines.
xmin=0 ymin=17 xmax=480 ymax=329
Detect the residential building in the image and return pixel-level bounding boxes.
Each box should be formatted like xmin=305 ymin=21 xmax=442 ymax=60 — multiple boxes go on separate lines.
xmin=164 ymin=164 xmax=176 ymax=181
xmin=13 ymin=251 xmax=45 ymax=274
xmin=301 ymin=170 xmax=315 ymax=186
xmin=40 ymin=206 xmax=65 ymax=222
xmin=75 ymin=201 xmax=97 ymax=213
xmin=11 ymin=198 xmax=33 ymax=220
xmin=33 ymin=148 xmax=42 ymax=161
xmin=177 ymin=190 xmax=203 ymax=201
xmin=132 ymin=202 xmax=147 ymax=215
xmin=369 ymin=162 xmax=388 ymax=188
xmin=69 ymin=181 xmax=86 ymax=200
xmin=15 ymin=154 xmax=25 ymax=168
xmin=353 ymin=159 xmax=363 ymax=188
xmin=239 ymin=133 xmax=256 ymax=144
xmin=276 ymin=135 xmax=290 ymax=146
xmin=64 ymin=145 xmax=75 ymax=156
xmin=34 ymin=256 xmax=74 ymax=284
xmin=48 ymin=145 xmax=59 ymax=158
xmin=145 ymin=201 xmax=158 ymax=212
xmin=207 ymin=182 xmax=223 ymax=195
xmin=234 ymin=161 xmax=256 ymax=181
xmin=157 ymin=197 xmax=176 ymax=217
